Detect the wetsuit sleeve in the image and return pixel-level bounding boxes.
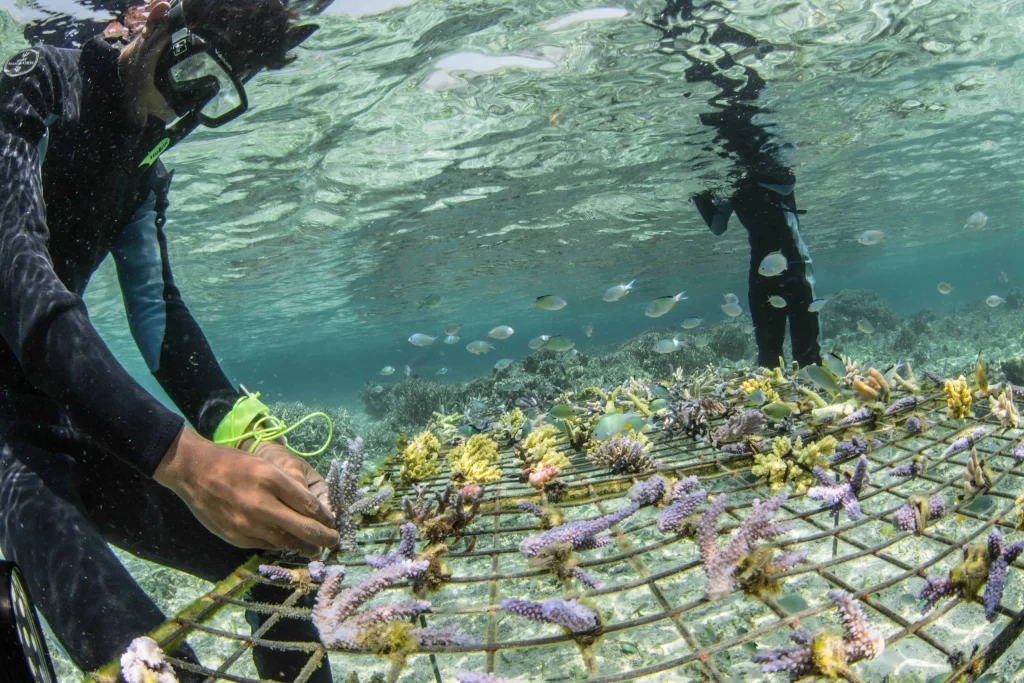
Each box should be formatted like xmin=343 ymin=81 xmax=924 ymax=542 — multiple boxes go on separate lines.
xmin=0 ymin=49 xmax=184 ymax=475
xmin=111 ymin=181 xmax=241 ymax=439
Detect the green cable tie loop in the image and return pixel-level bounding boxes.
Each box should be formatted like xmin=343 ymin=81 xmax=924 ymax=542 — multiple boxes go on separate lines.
xmin=213 ymin=393 xmax=332 ymax=458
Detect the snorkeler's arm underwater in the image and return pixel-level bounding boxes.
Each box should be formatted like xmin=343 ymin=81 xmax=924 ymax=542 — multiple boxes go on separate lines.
xmin=0 ymin=31 xmax=335 ymax=555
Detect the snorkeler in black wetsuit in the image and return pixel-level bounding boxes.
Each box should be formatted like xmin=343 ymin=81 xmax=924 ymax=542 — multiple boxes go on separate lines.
xmin=0 ymin=1 xmax=336 ymax=680
xmin=650 ymin=0 xmax=822 ymax=368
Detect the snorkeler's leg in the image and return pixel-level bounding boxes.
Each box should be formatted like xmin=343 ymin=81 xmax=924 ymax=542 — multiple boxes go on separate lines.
xmin=784 ymin=264 xmax=822 ymax=367
xmin=79 ymin=441 xmax=335 ymax=683
xmin=0 ymin=427 xmax=208 ymax=681
xmin=749 ymin=274 xmax=786 ymax=368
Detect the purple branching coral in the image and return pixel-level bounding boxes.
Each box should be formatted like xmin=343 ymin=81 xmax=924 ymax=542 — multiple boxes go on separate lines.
xmin=883 ymin=395 xmax=926 ymax=416
xmin=893 ymin=495 xmax=944 ymax=533
xmin=517 ymin=501 xmax=544 ymax=516
xmin=697 ymin=493 xmax=795 ymax=601
xmin=365 ymin=523 xmax=418 ymax=569
xmin=944 ymin=427 xmax=987 ymax=457
xmin=904 ymin=416 xmax=926 ymax=435
xmin=258 ymin=561 xmax=332 ymax=585
xmin=311 ymin=560 xmax=476 ymax=651
xmin=587 ymin=435 xmax=659 ymax=474
xmin=807 ymin=457 xmax=868 ymax=521
xmin=711 ymin=410 xmax=766 ymax=446
xmin=657 ymin=476 xmax=707 ymax=534
xmin=836 ymin=407 xmax=875 ymax=428
xmin=326 ymin=437 xmax=393 ymax=551
xmin=831 ymin=436 xmax=869 ymax=465
xmin=402 ymin=483 xmax=480 ymax=546
xmin=918 ymin=530 xmax=1024 ymax=622
xmin=501 ymin=597 xmax=599 ymax=635
xmin=628 ymin=475 xmax=668 ymax=506
xmin=1015 ymin=439 xmax=1024 ymax=463
xmin=752 ymin=589 xmax=884 ymax=678
xmin=520 ymin=503 xmax=638 ymax=557
xmin=888 ymin=457 xmax=927 ymax=478
xmin=455 ymin=673 xmax=521 ymax=683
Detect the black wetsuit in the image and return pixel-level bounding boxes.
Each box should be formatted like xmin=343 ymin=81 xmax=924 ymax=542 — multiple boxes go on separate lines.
xmin=652 ymin=0 xmax=821 ymax=368
xmin=0 ymin=38 xmax=330 ymax=682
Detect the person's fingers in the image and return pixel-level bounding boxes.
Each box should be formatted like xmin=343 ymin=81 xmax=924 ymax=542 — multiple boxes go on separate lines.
xmin=257 ymin=525 xmax=320 ymax=558
xmin=263 ymin=501 xmax=340 ymax=550
xmin=263 ymin=464 xmax=336 ymax=528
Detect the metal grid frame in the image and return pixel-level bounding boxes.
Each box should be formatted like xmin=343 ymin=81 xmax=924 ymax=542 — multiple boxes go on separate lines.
xmin=88 ymin=379 xmax=1024 ymax=683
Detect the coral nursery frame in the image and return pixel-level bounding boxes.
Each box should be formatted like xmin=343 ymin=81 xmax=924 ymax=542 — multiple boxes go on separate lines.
xmin=88 ymin=374 xmax=1024 ymax=683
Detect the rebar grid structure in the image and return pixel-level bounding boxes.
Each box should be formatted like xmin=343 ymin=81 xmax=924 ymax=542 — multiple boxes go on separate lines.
xmin=89 ymin=374 xmax=1024 ymax=683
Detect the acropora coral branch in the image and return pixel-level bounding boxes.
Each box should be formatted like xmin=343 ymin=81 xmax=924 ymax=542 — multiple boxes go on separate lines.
xmin=697 ymin=493 xmax=795 ymax=601
xmin=587 ymin=433 xmax=658 ymax=474
xmin=327 ymin=437 xmax=391 ymax=551
xmin=751 ymin=590 xmax=884 ymax=678
xmin=806 ymin=456 xmax=868 ymax=521
xmin=627 ymin=474 xmax=668 ymax=506
xmin=365 ymin=523 xmax=418 ymax=569
xmin=500 ymin=597 xmax=599 ymax=634
xmin=893 ymin=495 xmax=944 ymax=534
xmin=918 ymin=529 xmax=1024 ymax=622
xmin=520 ymin=503 xmax=639 ymax=557
xmin=711 ymin=409 xmax=766 ymax=445
xmin=657 ymin=477 xmax=708 ymax=534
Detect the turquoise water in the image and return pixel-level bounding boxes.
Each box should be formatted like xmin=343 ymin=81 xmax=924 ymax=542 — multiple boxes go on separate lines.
xmin=7 ymin=0 xmax=1024 ymax=412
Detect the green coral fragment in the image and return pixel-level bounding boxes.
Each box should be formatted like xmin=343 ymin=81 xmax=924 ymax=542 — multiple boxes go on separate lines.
xmin=401 ymin=431 xmax=442 ymax=484
xmin=448 ymin=433 xmax=503 ymax=484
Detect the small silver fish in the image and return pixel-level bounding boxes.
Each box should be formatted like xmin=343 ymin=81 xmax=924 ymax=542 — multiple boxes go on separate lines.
xmin=808 ymin=298 xmax=827 ymax=312
xmin=723 ymin=292 xmax=739 ymax=304
xmin=444 ymin=322 xmax=463 ymax=335
xmin=758 ymin=251 xmax=788 ymax=277
xmin=494 ymin=358 xmax=514 ymax=370
xmin=654 ymin=338 xmax=682 ymax=354
xmin=404 ymin=364 xmax=413 ymax=378
xmin=986 ymin=295 xmax=1005 ymax=307
xmin=721 ymin=302 xmax=743 ymax=317
xmin=488 ymin=325 xmax=515 ymax=339
xmin=857 ymin=230 xmax=885 ymax=246
xmin=936 ymin=282 xmax=952 ymax=295
xmin=603 ymin=279 xmax=635 ymax=302
xmin=380 ymin=365 xmax=395 ymax=376
xmin=466 ymin=340 xmax=496 ymax=355
xmin=535 ymin=295 xmax=567 ymax=310
xmin=680 ymin=317 xmax=703 ymax=329
xmin=417 ymin=294 xmax=442 ymax=309
xmin=583 ymin=322 xmax=593 ymax=337
xmin=693 ymin=336 xmax=709 ymax=348
xmin=528 ymin=335 xmax=551 ymax=350
xmin=372 ymin=384 xmax=384 ymax=393
xmin=964 ymin=210 xmax=988 ymax=230
xmin=768 ymin=295 xmax=787 ymax=309
xmin=541 ymin=336 xmax=574 ymax=352
xmin=646 ymin=291 xmax=687 ymax=318
xmin=436 ymin=367 xmax=448 ymax=375
xmin=408 ymin=333 xmax=437 ymax=346
xmin=443 ymin=334 xmax=460 ymax=344
xmin=857 ymin=319 xmax=874 ymax=334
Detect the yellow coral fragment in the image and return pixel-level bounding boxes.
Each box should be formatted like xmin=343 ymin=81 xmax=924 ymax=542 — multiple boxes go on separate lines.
xmin=449 ymin=434 xmax=503 ymax=484
xmin=517 ymin=424 xmax=571 ymax=471
xmin=751 ymin=435 xmax=837 ymax=493
xmin=989 ymin=385 xmax=1019 ymax=430
xmin=740 ymin=376 xmax=780 ymax=404
xmin=401 ymin=431 xmax=442 ymax=483
xmin=944 ymin=375 xmax=972 ymax=419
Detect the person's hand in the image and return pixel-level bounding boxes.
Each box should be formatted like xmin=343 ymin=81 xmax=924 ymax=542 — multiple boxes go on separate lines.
xmin=245 ymin=439 xmax=331 ymax=515
xmin=154 ymin=427 xmax=339 ymax=557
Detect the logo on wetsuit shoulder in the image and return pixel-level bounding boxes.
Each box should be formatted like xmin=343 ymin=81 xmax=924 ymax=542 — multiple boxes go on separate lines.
xmin=3 ymin=49 xmax=39 ymax=78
